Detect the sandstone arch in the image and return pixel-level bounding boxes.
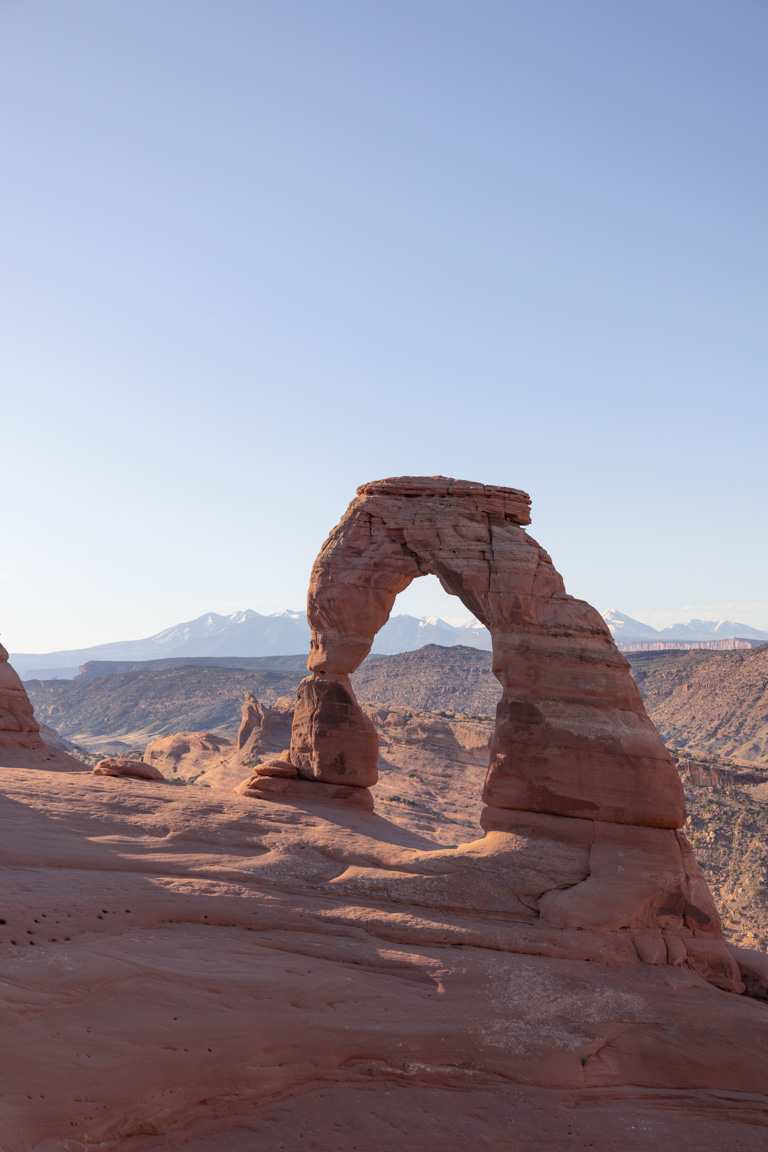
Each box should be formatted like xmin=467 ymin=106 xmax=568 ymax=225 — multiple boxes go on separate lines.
xmin=288 ymin=475 xmax=685 ymax=829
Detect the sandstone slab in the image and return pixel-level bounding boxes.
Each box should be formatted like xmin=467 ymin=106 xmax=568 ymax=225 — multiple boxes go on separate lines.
xmin=93 ymin=757 xmax=166 ymax=781
xmin=0 ymin=765 xmax=767 ymax=1150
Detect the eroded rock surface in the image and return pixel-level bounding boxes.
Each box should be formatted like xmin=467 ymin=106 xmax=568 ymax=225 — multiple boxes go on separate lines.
xmin=93 ymin=757 xmax=166 ymax=781
xmin=297 ymin=476 xmax=684 ymax=829
xmin=1 ymin=766 xmax=767 ymax=1150
xmin=249 ymin=477 xmax=738 ymax=991
xmin=0 ymin=643 xmax=85 ymax=770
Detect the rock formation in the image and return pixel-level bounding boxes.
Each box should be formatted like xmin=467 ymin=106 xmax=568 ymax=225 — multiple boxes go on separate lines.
xmin=293 ymin=476 xmax=684 ymax=827
xmin=0 ymin=642 xmax=45 ymax=753
xmin=93 ymin=757 xmax=166 ymax=781
xmin=0 ymin=642 xmax=84 ymax=770
xmin=238 ymin=476 xmax=741 ymax=991
xmin=3 ymin=476 xmax=768 ymax=1147
xmin=143 ymin=696 xmax=295 ymax=791
xmin=237 ymin=690 xmax=293 ymax=761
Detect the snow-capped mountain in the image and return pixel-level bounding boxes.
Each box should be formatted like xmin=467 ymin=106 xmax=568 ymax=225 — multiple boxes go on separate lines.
xmin=601 ymin=610 xmax=659 ymax=643
xmin=655 ymin=618 xmax=768 ymax=642
xmin=601 ymin=609 xmax=768 ymax=646
xmin=13 ymin=605 xmax=767 ymax=680
xmin=11 ymin=609 xmax=493 ymax=678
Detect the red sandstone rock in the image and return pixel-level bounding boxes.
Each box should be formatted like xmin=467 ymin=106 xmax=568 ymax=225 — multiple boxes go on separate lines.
xmin=93 ymin=757 xmax=166 ymax=781
xmin=234 ymin=772 xmax=374 ymax=810
xmin=1 ymin=765 xmax=766 ymax=1149
xmin=0 ymin=644 xmax=39 ymax=750
xmin=729 ymin=946 xmax=768 ymax=1001
xmin=254 ymin=759 xmax=298 ymax=777
xmin=0 ymin=644 xmax=85 ymax=771
xmin=290 ymin=673 xmax=378 ymax=786
xmin=299 ymin=476 xmax=684 ymax=829
xmin=237 ymin=691 xmax=292 ymax=759
xmin=268 ymin=476 xmax=737 ymax=993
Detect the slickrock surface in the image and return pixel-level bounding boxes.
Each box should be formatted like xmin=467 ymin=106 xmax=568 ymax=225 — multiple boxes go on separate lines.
xmin=144 ymin=729 xmax=236 ymax=778
xmin=1 ymin=764 xmax=768 ymax=1151
xmin=144 ymin=695 xmax=495 ymax=841
xmin=3 ymin=477 xmax=768 ymax=1148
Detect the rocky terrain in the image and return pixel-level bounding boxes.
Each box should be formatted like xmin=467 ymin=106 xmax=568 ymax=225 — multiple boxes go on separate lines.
xmin=631 ymin=646 xmax=768 ymax=763
xmin=132 ymin=693 xmax=768 ymax=951
xmin=141 ymin=695 xmax=493 ymax=846
xmin=5 ymin=762 xmax=768 ymax=1151
xmin=683 ymin=771 xmax=768 ymax=950
xmin=26 ymin=643 xmax=768 ymax=767
xmin=25 ymin=666 xmax=304 ymax=753
xmin=4 ymin=476 xmax=768 ymax=1149
xmin=24 ymin=646 xmax=499 ymax=752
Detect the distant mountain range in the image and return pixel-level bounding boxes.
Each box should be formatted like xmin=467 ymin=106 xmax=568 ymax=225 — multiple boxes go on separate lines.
xmin=11 ymin=605 xmax=767 ymax=680
xmin=10 ymin=609 xmax=493 ymax=679
xmin=603 ymin=609 xmax=768 ymax=648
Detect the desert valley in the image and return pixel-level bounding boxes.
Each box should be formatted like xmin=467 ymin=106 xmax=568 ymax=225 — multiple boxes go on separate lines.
xmin=2 ymin=476 xmax=768 ymax=1150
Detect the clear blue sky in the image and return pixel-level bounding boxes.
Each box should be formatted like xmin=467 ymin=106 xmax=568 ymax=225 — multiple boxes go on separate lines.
xmin=2 ymin=0 xmax=766 ymax=652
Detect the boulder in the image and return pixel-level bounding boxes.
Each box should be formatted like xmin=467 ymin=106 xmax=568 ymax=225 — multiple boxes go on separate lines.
xmin=93 ymin=757 xmax=166 ymax=782
xmin=254 ymin=759 xmax=298 ymax=777
xmin=729 ymin=946 xmax=768 ymax=1001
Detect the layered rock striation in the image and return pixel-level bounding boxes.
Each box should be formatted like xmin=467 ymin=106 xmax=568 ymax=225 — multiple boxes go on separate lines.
xmin=292 ymin=475 xmax=684 ymax=828
xmin=240 ymin=476 xmax=739 ymax=990
xmin=0 ymin=643 xmax=84 ymax=770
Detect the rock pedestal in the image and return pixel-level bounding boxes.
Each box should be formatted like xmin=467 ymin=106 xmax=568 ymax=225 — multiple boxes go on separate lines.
xmin=290 ymin=674 xmax=378 ymax=786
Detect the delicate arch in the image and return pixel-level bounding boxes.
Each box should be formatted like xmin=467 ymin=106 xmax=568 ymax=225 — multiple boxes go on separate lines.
xmin=288 ymin=476 xmax=684 ymax=830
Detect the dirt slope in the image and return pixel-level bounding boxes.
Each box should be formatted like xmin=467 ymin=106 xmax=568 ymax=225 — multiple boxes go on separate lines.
xmin=630 ymin=645 xmax=768 ymax=762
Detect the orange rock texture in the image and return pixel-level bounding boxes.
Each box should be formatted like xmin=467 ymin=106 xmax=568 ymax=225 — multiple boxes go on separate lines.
xmin=297 ymin=476 xmax=684 ymax=829
xmin=1 ymin=768 xmax=768 ymax=1149
xmin=224 ymin=476 xmax=737 ymax=994
xmin=3 ymin=477 xmax=768 ymax=1148
xmin=0 ymin=642 xmax=84 ymax=771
